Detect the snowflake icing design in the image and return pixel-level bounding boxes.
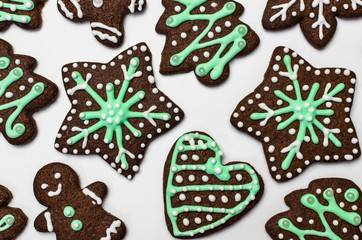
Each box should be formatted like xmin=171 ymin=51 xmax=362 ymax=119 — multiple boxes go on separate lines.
xmin=55 ymin=43 xmax=184 ymax=179
xmin=231 ymin=47 xmax=360 ymax=182
xmin=262 ymin=0 xmax=362 ymax=48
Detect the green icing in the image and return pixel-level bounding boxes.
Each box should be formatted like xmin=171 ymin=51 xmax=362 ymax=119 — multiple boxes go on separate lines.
xmin=166 ymin=0 xmax=248 ymax=80
xmin=0 ymin=56 xmax=45 ymax=139
xmin=250 ymin=55 xmax=344 ymax=170
xmin=0 ymin=0 xmax=34 ymax=24
xmin=64 ymin=206 xmax=75 ymax=218
xmin=66 ymin=57 xmax=171 ymax=170
xmin=278 ymin=188 xmax=361 ymax=240
xmin=345 ymin=188 xmax=359 ymax=203
xmin=0 ymin=215 xmax=15 ymax=232
xmin=166 ymin=132 xmax=261 ymax=237
xmin=71 ymin=220 xmax=83 ymax=231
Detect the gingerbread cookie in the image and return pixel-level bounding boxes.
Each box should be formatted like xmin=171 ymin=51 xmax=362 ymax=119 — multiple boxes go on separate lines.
xmin=0 ymin=185 xmax=27 ymax=240
xmin=0 ymin=0 xmax=47 ymax=31
xmin=34 ymin=162 xmax=126 ymax=240
xmin=57 ymin=0 xmax=146 ymax=48
xmin=156 ymin=0 xmax=260 ymax=86
xmin=262 ymin=0 xmax=362 ymax=49
xmin=54 ymin=43 xmax=184 ymax=180
xmin=230 ymin=46 xmax=360 ymax=182
xmin=266 ymin=178 xmax=362 ymax=240
xmin=164 ymin=131 xmax=264 ymax=238
xmin=0 ymin=38 xmax=58 ymax=145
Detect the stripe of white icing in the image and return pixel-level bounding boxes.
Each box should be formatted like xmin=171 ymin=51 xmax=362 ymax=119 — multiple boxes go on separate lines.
xmin=138 ymin=0 xmax=144 ymax=11
xmin=90 ymin=22 xmax=122 ymax=36
xmin=70 ymin=0 xmax=83 ymax=18
xmin=100 ymin=220 xmax=122 ymax=240
xmin=44 ymin=212 xmax=54 ymax=232
xmin=57 ymin=0 xmax=74 ymax=19
xmin=128 ymin=0 xmax=136 ymax=13
xmin=92 ymin=30 xmax=118 ymax=43
xmin=83 ymin=187 xmax=102 ymax=205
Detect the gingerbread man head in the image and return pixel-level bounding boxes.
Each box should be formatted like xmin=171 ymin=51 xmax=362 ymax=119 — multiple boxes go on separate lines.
xmin=33 ymin=162 xmax=80 ymax=207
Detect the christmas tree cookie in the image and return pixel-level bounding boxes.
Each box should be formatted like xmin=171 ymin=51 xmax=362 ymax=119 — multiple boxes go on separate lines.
xmin=156 ymin=0 xmax=260 ymax=86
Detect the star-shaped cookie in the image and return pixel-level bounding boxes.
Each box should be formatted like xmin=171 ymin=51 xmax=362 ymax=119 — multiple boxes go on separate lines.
xmin=55 ymin=42 xmax=184 ymax=180
xmin=231 ymin=46 xmax=360 ymax=182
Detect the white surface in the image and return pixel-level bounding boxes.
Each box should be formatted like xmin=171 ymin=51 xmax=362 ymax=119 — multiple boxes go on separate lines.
xmin=0 ymin=0 xmax=362 ymax=239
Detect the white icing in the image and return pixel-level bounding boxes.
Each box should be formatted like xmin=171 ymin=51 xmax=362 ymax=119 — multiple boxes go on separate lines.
xmin=323 ymin=83 xmax=342 ymax=102
xmin=92 ymin=31 xmax=118 ymax=43
xmin=279 ymin=64 xmax=299 ymax=80
xmin=91 ymin=22 xmax=122 ymax=42
xmin=281 ymin=140 xmax=303 ymax=159
xmin=67 ymin=73 xmax=92 ymax=95
xmin=44 ymin=212 xmax=54 ymax=232
xmin=257 ymin=103 xmax=275 ymax=126
xmin=71 ymin=127 xmax=89 ymax=148
xmin=83 ymin=187 xmax=102 ymax=205
xmin=70 ymin=0 xmax=83 ymax=18
xmin=322 ymin=128 xmax=340 ymax=147
xmin=57 ymin=0 xmax=73 ymax=19
xmin=100 ymin=220 xmax=122 ymax=240
xmin=311 ymin=0 xmax=331 ymax=40
xmin=48 ymin=183 xmax=62 ymax=197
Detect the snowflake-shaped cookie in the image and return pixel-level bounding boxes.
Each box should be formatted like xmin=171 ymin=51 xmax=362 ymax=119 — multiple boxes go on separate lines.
xmin=231 ymin=46 xmax=360 ymax=182
xmin=262 ymin=0 xmax=362 ymax=49
xmin=55 ymin=43 xmax=184 ymax=180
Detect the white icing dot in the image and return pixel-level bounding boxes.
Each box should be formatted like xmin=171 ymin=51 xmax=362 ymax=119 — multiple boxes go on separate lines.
xmin=273 ymin=64 xmax=279 ymax=71
xmin=180 ymin=32 xmax=187 ymax=38
xmin=174 ymin=5 xmax=181 ymax=12
xmin=221 ymin=195 xmax=228 ymax=203
xmin=225 ymin=21 xmax=231 ymax=27
xmin=192 ymin=25 xmax=198 ymax=31
xmin=208 ymin=195 xmax=216 ymax=202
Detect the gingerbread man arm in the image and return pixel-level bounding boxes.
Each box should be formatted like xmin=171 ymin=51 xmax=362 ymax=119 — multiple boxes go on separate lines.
xmin=82 ymin=181 xmax=108 ymax=205
xmin=34 ymin=210 xmax=54 ymax=233
xmin=0 ymin=185 xmax=13 ymax=207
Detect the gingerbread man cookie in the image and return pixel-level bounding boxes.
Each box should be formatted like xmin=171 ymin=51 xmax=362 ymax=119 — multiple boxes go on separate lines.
xmin=57 ymin=0 xmax=146 ymax=48
xmin=34 ymin=162 xmax=126 ymax=240
xmin=0 ymin=185 xmax=27 ymax=240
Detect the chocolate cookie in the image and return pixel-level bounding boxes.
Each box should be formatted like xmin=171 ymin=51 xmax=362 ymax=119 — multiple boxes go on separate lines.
xmin=156 ymin=0 xmax=260 ymax=86
xmin=0 ymin=0 xmax=47 ymax=31
xmin=34 ymin=162 xmax=126 ymax=240
xmin=230 ymin=46 xmax=360 ymax=182
xmin=0 ymin=185 xmax=27 ymax=240
xmin=0 ymin=38 xmax=58 ymax=145
xmin=57 ymin=0 xmax=146 ymax=48
xmin=164 ymin=131 xmax=264 ymax=238
xmin=266 ymin=178 xmax=362 ymax=240
xmin=262 ymin=0 xmax=362 ymax=49
xmin=54 ymin=42 xmax=184 ymax=180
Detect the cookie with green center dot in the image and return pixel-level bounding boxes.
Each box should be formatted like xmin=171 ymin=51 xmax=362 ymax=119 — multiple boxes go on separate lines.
xmin=0 ymin=0 xmax=48 ymax=31
xmin=230 ymin=46 xmax=360 ymax=182
xmin=156 ymin=0 xmax=260 ymax=86
xmin=0 ymin=38 xmax=58 ymax=145
xmin=0 ymin=185 xmax=28 ymax=240
xmin=34 ymin=162 xmax=126 ymax=240
xmin=266 ymin=178 xmax=362 ymax=240
xmin=164 ymin=131 xmax=264 ymax=238
xmin=54 ymin=42 xmax=184 ymax=180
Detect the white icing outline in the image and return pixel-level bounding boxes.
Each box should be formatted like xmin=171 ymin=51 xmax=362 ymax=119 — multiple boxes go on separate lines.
xmin=83 ymin=187 xmax=102 ymax=205
xmin=70 ymin=0 xmax=83 ymax=18
xmin=48 ymin=183 xmax=62 ymax=197
xmin=100 ymin=220 xmax=122 ymax=240
xmin=44 ymin=212 xmax=54 ymax=232
xmin=57 ymin=0 xmax=74 ymax=19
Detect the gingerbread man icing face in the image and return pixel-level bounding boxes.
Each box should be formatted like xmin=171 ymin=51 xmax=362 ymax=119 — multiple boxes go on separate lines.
xmin=56 ymin=0 xmax=146 ymax=47
xmin=34 ymin=163 xmax=126 ymax=240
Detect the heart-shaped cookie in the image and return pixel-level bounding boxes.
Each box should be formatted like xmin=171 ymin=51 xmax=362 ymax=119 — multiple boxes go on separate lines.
xmin=163 ymin=131 xmax=264 ymax=238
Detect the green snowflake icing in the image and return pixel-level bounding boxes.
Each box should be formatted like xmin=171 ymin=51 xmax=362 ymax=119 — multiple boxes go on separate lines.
xmin=0 ymin=0 xmax=34 ymax=24
xmin=278 ymin=188 xmax=361 ymax=240
xmin=66 ymin=57 xmax=171 ymax=170
xmin=251 ymin=55 xmax=345 ymax=170
xmin=0 ymin=56 xmax=44 ymax=139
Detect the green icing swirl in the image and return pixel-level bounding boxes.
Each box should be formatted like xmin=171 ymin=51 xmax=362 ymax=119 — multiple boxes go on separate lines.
xmin=66 ymin=57 xmax=171 ymax=170
xmin=0 ymin=215 xmax=15 ymax=232
xmin=166 ymin=132 xmax=261 ymax=237
xmin=0 ymin=0 xmax=35 ymax=24
xmin=278 ymin=188 xmax=361 ymax=240
xmin=0 ymin=56 xmax=44 ymax=139
xmin=250 ymin=55 xmax=344 ymax=170
xmin=166 ymin=0 xmax=248 ymax=80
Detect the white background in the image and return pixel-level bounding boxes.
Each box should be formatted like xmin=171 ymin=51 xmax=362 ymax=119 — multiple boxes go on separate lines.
xmin=0 ymin=0 xmax=362 ymax=239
